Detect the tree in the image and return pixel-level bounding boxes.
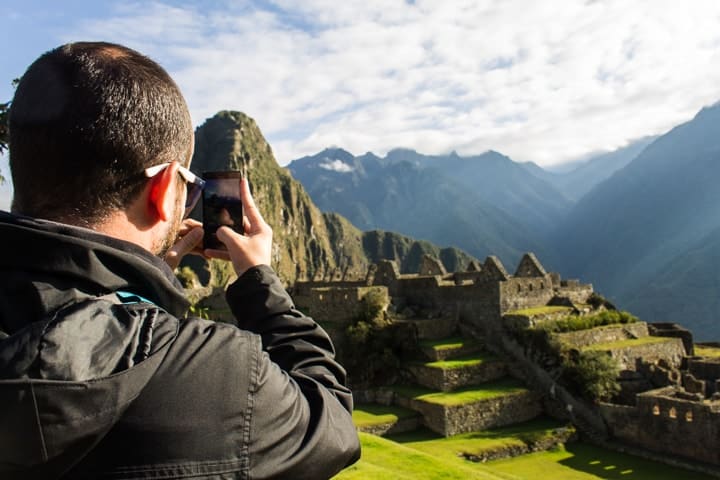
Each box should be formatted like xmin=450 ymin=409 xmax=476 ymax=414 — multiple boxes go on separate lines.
xmin=561 ymin=350 xmax=621 ymax=402
xmin=0 ymin=79 xmax=19 ymax=183
xmin=0 ymin=100 xmax=8 ymax=155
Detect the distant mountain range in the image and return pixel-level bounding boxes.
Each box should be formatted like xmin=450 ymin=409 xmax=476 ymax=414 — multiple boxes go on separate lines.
xmin=552 ymin=103 xmax=720 ymax=341
xmin=186 ymin=111 xmax=475 ymax=285
xmin=287 ymin=103 xmax=720 ymax=340
xmin=287 ymin=138 xmax=655 ymax=265
xmin=288 ymin=148 xmax=551 ymax=265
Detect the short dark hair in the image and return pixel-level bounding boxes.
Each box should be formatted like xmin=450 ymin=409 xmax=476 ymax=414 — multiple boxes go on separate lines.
xmin=9 ymin=41 xmax=193 ymax=226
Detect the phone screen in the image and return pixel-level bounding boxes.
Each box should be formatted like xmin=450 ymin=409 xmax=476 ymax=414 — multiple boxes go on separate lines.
xmin=202 ymin=171 xmax=244 ymax=250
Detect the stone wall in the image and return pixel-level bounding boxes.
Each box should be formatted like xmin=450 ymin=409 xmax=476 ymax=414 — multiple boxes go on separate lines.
xmin=498 ymin=332 xmax=611 ymax=437
xmin=400 ymin=316 xmax=458 ymax=341
xmin=393 ymin=276 xmax=444 ymax=308
xmin=503 ymin=309 xmax=576 ymax=330
xmin=499 ymin=277 xmax=555 ymax=313
xmin=457 ymin=282 xmax=502 ymax=335
xmin=293 ymin=285 xmax=388 ymax=324
xmin=649 ymin=322 xmax=694 ymax=356
xmin=555 ymin=323 xmax=650 ymax=348
xmin=356 ymin=417 xmax=421 ymax=437
xmin=293 ymin=256 xmax=593 ymax=342
xmin=555 ymin=283 xmax=594 ymax=304
xmin=600 ymin=387 xmax=720 ymax=466
xmin=688 ymin=357 xmax=720 ymax=395
xmin=408 ymin=359 xmax=507 ymax=392
xmin=395 ymin=390 xmax=542 ymax=436
xmin=453 ymin=271 xmax=483 ymax=285
xmin=600 ymin=338 xmax=685 ymax=371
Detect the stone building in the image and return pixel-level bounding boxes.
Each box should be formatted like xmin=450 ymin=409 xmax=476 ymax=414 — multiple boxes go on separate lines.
xmin=293 ymin=252 xmax=720 ymax=471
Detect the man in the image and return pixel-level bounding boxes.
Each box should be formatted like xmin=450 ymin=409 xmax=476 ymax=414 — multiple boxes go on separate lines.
xmin=0 ymin=42 xmax=360 ymax=479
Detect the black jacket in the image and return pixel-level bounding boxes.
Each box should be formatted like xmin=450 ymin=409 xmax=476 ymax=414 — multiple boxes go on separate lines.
xmin=0 ymin=211 xmax=360 ymax=479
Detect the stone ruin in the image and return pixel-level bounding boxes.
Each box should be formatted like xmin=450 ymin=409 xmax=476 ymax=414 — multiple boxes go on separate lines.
xmin=292 ymin=252 xmax=720 ymax=472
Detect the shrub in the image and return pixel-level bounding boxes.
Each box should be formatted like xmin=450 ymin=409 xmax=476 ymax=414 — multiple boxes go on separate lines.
xmin=561 ymin=350 xmax=621 ymax=402
xmin=586 ymin=292 xmax=617 ymax=311
xmin=356 ymin=288 xmax=389 ymax=324
xmin=342 ymin=290 xmax=406 ymax=387
xmin=510 ymin=317 xmax=624 ymax=402
xmin=537 ymin=310 xmax=638 ymax=334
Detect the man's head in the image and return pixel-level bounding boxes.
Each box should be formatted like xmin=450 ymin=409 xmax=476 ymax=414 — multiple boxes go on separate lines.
xmin=9 ymin=42 xmax=193 ymax=237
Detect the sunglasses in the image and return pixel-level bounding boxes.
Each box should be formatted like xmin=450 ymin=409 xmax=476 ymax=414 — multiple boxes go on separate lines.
xmin=144 ymin=162 xmax=205 ymax=218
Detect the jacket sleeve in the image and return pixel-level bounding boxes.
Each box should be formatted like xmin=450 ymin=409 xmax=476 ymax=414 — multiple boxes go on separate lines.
xmin=226 ymin=265 xmax=361 ymax=480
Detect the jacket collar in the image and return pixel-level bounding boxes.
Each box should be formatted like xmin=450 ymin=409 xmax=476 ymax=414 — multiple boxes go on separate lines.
xmin=0 ymin=210 xmax=189 ymax=321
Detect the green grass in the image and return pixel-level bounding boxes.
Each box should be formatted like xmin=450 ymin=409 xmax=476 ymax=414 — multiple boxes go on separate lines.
xmin=419 ymin=336 xmax=478 ymax=351
xmin=352 ymin=404 xmax=418 ymax=428
xmin=333 ymin=430 xmax=714 ymax=480
xmin=695 ymin=345 xmax=720 ymax=358
xmin=423 ymin=352 xmax=499 ymax=370
xmin=487 ymin=442 xmax=716 ymax=480
xmin=583 ymin=336 xmax=673 ymax=351
xmin=390 ymin=417 xmax=571 ymax=460
xmin=507 ymin=306 xmax=574 ymax=316
xmin=332 ymin=432 xmax=504 ymax=480
xmin=392 ymin=378 xmax=528 ymax=406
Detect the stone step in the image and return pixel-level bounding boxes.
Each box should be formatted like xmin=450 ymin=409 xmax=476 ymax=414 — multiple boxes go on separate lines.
xmin=407 ymin=353 xmax=507 ymax=392
xmin=418 ymin=336 xmax=484 ymax=361
xmin=428 ymin=418 xmax=577 ymax=464
xmin=352 ymin=403 xmax=421 ymax=437
xmin=555 ymin=322 xmax=649 ymax=348
xmin=582 ymin=336 xmax=686 ymax=371
xmin=391 ymin=379 xmax=543 ymax=437
xmin=395 ymin=316 xmax=458 ymax=340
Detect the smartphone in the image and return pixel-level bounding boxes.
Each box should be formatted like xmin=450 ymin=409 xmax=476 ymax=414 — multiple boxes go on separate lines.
xmin=202 ymin=171 xmax=244 ymax=250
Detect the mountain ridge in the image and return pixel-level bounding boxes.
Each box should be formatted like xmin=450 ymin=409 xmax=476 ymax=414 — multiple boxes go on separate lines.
xmin=187 ymin=111 xmax=477 ymax=284
xmin=287 ymin=148 xmax=565 ymax=266
xmin=286 ymin=101 xmax=720 ymax=340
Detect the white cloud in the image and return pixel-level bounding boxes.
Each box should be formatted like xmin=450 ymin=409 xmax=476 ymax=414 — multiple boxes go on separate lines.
xmin=319 ymin=159 xmax=354 ymax=173
xmin=64 ymin=0 xmax=720 ymax=166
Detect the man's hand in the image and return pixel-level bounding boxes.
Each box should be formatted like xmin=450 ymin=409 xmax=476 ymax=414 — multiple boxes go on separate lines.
xmin=164 ymin=218 xmax=204 ymax=270
xmin=205 ymin=178 xmax=272 ymax=276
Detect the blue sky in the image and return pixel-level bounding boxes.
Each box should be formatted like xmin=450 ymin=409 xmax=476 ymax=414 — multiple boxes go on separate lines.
xmin=3 ymin=1 xmax=720 ymax=208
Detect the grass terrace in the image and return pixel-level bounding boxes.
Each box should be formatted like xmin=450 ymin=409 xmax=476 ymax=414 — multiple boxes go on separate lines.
xmin=695 ymin=345 xmax=720 ymax=358
xmin=422 ymin=353 xmax=499 ymax=370
xmin=583 ymin=336 xmax=673 ymax=352
xmin=507 ymin=305 xmax=574 ymax=316
xmin=486 ymin=442 xmax=716 ymax=480
xmin=352 ymin=404 xmax=418 ymax=428
xmin=333 ymin=432 xmax=504 ymax=479
xmin=419 ymin=336 xmax=478 ymax=351
xmin=390 ymin=417 xmax=571 ymax=461
xmin=392 ymin=378 xmax=528 ymax=406
xmin=333 ymin=425 xmax=714 ymax=479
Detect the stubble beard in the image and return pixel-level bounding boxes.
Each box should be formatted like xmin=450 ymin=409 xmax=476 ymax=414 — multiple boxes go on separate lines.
xmin=153 ymin=192 xmax=184 ymax=259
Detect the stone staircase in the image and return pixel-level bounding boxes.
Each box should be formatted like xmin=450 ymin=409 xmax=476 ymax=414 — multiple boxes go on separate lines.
xmin=358 ymin=316 xmax=544 ymax=438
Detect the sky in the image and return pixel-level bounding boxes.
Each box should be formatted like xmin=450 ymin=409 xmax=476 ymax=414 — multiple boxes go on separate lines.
xmin=2 ymin=0 xmax=720 ymax=208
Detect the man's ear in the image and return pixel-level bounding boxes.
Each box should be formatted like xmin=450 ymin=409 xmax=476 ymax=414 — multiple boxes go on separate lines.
xmin=147 ymin=162 xmax=179 ymax=222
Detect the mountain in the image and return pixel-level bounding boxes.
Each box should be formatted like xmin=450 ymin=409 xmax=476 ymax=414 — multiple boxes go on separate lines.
xmin=287 ymin=148 xmax=566 ymax=265
xmin=523 ymin=137 xmax=656 ymax=201
xmin=621 ymin=225 xmax=720 ymax=340
xmin=383 ymin=149 xmax=573 ymax=234
xmin=187 ymin=111 xmax=476 ymax=284
xmin=552 ymin=103 xmax=720 ymax=340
